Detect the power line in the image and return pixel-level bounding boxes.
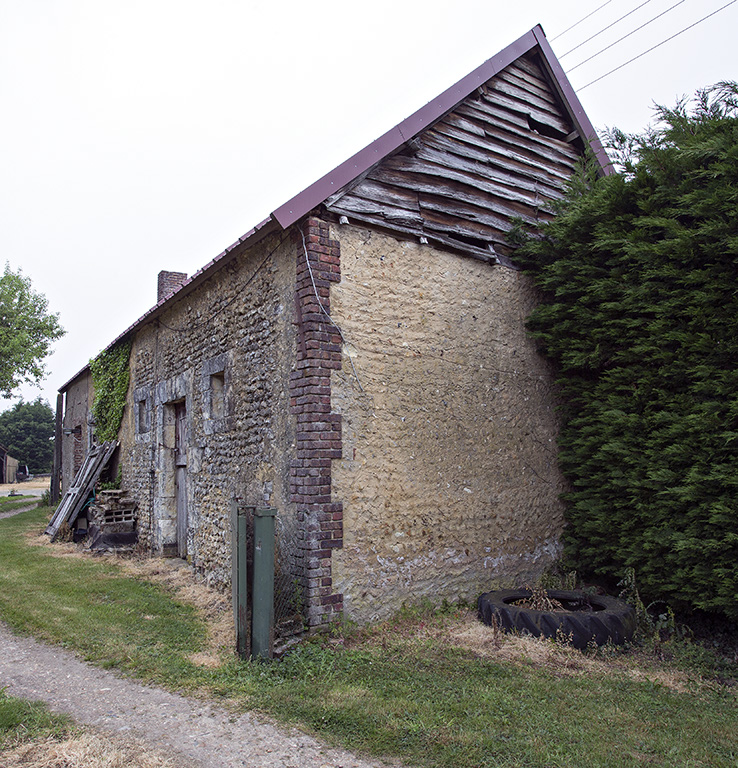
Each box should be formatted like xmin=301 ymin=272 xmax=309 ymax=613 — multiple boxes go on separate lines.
xmin=560 ymin=0 xmax=656 ymax=57
xmin=577 ymin=0 xmax=738 ymax=90
xmin=567 ymin=0 xmax=687 ymax=73
xmin=550 ymin=0 xmax=614 ymax=42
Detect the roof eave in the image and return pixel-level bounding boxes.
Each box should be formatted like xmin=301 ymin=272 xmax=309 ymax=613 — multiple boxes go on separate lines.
xmin=59 ymin=215 xmax=280 ymax=393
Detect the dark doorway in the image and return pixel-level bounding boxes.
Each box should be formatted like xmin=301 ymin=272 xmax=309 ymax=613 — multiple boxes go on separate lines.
xmin=174 ymin=401 xmax=188 ymax=558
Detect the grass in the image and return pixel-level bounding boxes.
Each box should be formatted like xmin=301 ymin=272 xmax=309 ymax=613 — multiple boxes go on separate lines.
xmin=0 ymin=496 xmax=39 ymax=514
xmin=208 ymin=619 xmax=738 ymax=768
xmin=0 ymin=689 xmax=74 ymax=749
xmin=2 ymin=507 xmax=738 ymax=768
xmin=0 ymin=507 xmax=207 ymax=684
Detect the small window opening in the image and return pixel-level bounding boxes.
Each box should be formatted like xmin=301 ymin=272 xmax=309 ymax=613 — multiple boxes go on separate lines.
xmin=210 ymin=372 xmax=225 ymax=419
xmin=136 ymin=398 xmax=149 ymax=434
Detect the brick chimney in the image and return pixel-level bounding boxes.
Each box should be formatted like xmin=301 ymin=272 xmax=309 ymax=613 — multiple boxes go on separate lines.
xmin=157 ymin=271 xmax=188 ymax=303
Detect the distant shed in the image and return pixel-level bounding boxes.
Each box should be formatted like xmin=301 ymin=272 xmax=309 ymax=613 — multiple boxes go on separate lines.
xmin=0 ymin=444 xmax=19 ymax=484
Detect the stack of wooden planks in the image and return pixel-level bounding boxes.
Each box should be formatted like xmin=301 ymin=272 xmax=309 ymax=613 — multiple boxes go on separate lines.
xmin=45 ymin=441 xmax=118 ymax=541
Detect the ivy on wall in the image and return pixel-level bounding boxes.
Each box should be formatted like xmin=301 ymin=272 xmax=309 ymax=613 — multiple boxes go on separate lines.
xmin=90 ymin=340 xmax=131 ymax=443
xmin=514 ymin=84 xmax=738 ymax=619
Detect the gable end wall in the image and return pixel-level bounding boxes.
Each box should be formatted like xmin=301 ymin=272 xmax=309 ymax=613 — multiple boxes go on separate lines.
xmin=329 ymin=222 xmax=567 ymax=622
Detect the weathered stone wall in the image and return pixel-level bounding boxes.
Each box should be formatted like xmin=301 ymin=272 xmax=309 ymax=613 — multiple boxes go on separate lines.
xmin=61 ymin=371 xmax=94 ymax=493
xmin=59 ymin=216 xmax=566 ymax=625
xmin=116 ymin=231 xmax=298 ymax=589
xmin=329 ymin=223 xmax=566 ymax=622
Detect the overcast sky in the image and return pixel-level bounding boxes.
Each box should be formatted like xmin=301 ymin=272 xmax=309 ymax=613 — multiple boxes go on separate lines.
xmin=1 ymin=0 xmax=736 ymax=413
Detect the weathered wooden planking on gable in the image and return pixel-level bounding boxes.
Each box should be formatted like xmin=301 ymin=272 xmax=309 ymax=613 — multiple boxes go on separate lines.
xmin=324 ymin=53 xmax=582 ymax=263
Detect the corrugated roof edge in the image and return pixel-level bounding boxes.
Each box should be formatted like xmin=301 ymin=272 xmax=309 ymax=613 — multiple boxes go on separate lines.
xmin=60 ymin=24 xmax=609 ymax=394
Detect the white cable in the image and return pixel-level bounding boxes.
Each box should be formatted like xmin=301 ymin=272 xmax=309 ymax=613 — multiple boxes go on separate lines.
xmin=300 ymin=230 xmax=363 ymax=392
xmin=567 ymin=0 xmax=687 ymax=73
xmin=578 ymin=0 xmax=737 ymax=90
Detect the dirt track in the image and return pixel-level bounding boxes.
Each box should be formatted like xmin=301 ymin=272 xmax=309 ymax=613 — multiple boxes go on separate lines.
xmin=0 ymin=623 xmax=392 ymax=768
xmin=0 ymin=503 xmax=393 ymax=768
xmin=0 ymin=504 xmax=38 ymax=520
xmin=1 ymin=477 xmax=48 ymax=497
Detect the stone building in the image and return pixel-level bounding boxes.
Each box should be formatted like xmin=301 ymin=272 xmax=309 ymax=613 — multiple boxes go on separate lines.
xmin=57 ymin=26 xmax=609 ymax=626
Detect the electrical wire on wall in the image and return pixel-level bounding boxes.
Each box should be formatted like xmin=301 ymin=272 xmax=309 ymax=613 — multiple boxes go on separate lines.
xmin=150 ymin=223 xmax=363 ymax=390
xmin=299 ymin=229 xmax=363 ymax=392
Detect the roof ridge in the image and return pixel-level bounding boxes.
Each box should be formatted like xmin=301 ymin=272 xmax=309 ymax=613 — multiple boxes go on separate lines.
xmin=272 ymin=25 xmax=610 ymax=229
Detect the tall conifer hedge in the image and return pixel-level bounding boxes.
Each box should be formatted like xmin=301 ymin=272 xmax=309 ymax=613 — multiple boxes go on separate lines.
xmin=516 ymin=84 xmax=738 ymax=618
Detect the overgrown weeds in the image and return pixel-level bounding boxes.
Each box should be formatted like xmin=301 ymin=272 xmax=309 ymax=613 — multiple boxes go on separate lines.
xmin=513 ymin=585 xmax=564 ymax=611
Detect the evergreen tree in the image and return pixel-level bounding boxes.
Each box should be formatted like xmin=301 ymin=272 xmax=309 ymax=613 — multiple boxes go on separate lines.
xmin=515 ymin=83 xmax=738 ymax=619
xmin=0 ymin=398 xmax=55 ymax=474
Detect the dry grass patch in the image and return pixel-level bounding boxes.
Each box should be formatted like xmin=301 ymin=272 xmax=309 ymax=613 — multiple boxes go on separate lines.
xmin=116 ymin=557 xmax=233 ymax=666
xmin=449 ymin=615 xmax=598 ymax=671
xmin=359 ymin=606 xmax=703 ymax=695
xmin=1 ymin=731 xmax=186 ymax=768
xmin=445 ymin=609 xmax=694 ymax=693
xmin=26 ymin=532 xmax=80 ymax=556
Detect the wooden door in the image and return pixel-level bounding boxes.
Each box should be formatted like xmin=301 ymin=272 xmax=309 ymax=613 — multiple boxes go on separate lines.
xmin=174 ymin=401 xmax=188 ymax=558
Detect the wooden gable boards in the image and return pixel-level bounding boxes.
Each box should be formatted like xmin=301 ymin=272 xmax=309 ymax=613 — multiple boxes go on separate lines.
xmin=272 ymin=25 xmax=608 ymax=236
xmin=322 ymin=52 xmax=583 ymax=264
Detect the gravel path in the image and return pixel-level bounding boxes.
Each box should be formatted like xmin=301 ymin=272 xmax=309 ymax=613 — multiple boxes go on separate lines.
xmin=0 ymin=623 xmax=394 ymax=768
xmin=0 ymin=503 xmax=39 ymax=520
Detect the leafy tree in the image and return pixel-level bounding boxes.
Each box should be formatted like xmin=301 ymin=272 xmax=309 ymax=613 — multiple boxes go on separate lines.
xmin=515 ymin=83 xmax=738 ymax=618
xmin=0 ymin=398 xmax=55 ymax=474
xmin=0 ymin=264 xmax=65 ymax=398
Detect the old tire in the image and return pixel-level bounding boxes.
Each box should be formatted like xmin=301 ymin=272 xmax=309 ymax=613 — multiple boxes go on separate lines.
xmin=477 ymin=589 xmax=636 ymax=650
